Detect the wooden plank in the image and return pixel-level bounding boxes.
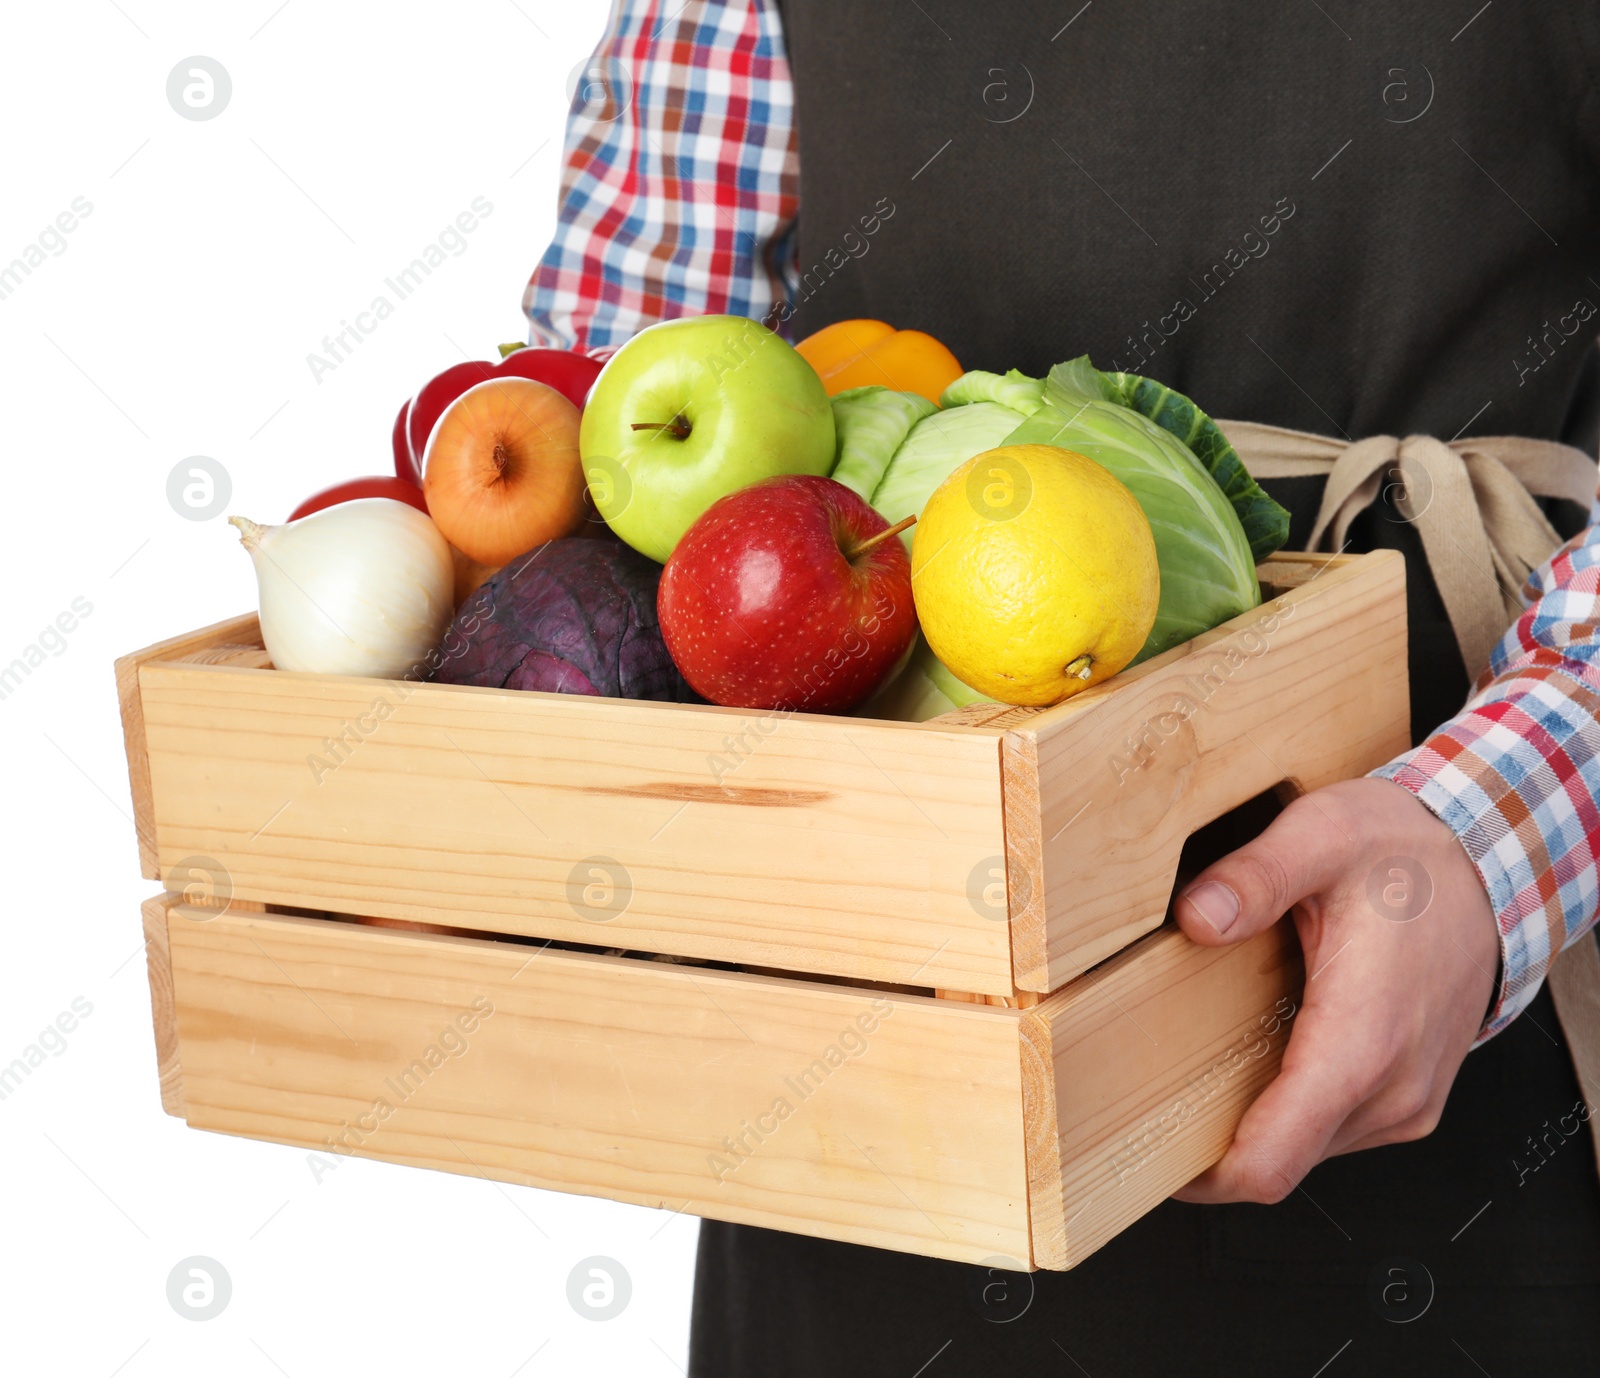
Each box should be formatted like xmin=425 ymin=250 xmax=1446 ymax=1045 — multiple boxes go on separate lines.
xmin=929 ymin=703 xmax=1042 ymax=730
xmin=1024 ymin=921 xmax=1303 ymax=1269
xmin=116 ymin=614 xmax=264 ymax=880
xmin=1006 ymin=551 xmax=1408 ymax=991
xmin=141 ymin=883 xmax=268 ymax=1119
xmin=139 ymin=666 xmax=1014 ymax=993
xmin=141 ymin=893 xmax=185 ymax=1117
xmin=165 ymin=906 xmax=1033 ymax=1264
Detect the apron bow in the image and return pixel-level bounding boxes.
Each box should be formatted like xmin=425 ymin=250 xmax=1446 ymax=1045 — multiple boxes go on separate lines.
xmin=1217 ymin=419 xmax=1596 ymax=679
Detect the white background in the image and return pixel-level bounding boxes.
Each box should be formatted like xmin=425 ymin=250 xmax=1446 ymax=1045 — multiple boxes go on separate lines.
xmin=0 ymin=3 xmax=705 ymax=1374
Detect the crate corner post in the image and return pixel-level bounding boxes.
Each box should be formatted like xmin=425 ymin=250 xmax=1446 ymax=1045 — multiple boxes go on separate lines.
xmin=140 ymin=891 xmax=186 ymax=1119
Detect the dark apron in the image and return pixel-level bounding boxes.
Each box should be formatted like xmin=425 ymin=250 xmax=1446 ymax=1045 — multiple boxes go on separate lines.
xmin=690 ymin=3 xmax=1600 ymax=1371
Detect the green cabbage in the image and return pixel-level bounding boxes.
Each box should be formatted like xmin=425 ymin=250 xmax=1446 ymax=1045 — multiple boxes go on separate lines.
xmin=1000 ymin=357 xmax=1259 ymax=661
xmin=1099 ymin=371 xmax=1289 ymax=561
xmin=871 ymin=402 xmax=1027 ymax=545
xmin=827 ymin=386 xmax=935 ymax=501
xmin=852 ymin=356 xmax=1278 ymax=718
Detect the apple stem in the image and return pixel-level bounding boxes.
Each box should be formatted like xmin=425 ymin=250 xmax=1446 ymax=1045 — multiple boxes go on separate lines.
xmin=630 ymin=415 xmax=693 ymax=440
xmin=843 ymin=514 xmax=917 ymax=562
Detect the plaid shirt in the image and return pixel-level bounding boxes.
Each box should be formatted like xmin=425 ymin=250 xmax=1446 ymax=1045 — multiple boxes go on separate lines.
xmin=523 ymin=0 xmax=797 ymax=350
xmin=524 ymin=0 xmax=1600 ymax=1040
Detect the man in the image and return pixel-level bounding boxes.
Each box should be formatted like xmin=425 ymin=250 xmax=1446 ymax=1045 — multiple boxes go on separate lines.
xmin=529 ymin=2 xmax=1600 ymax=1371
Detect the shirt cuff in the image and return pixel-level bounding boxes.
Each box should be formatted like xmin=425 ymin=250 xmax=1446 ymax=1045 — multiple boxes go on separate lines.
xmin=1370 ymin=659 xmax=1600 ymax=1043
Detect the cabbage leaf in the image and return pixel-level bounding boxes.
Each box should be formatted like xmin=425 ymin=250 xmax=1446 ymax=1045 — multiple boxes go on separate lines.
xmin=939 ymin=368 xmax=1048 ymax=415
xmin=1099 ymin=371 xmax=1289 ymax=560
xmin=828 ymin=386 xmax=936 ymax=502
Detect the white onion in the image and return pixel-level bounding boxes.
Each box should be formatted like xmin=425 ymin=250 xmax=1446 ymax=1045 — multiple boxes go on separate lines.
xmin=230 ymin=499 xmax=455 ymax=678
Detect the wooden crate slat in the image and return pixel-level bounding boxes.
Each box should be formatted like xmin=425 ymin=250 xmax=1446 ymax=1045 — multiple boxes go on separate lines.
xmin=163 ymin=902 xmax=1034 ymax=1264
xmin=140 ymin=892 xmax=185 ymax=1118
xmin=138 ymin=668 xmax=1015 ymax=994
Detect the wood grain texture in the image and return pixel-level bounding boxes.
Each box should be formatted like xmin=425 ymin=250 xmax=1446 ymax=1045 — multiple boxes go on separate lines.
xmin=140 ymin=893 xmax=185 ymax=1117
xmin=178 ymin=644 xmax=274 ymax=669
xmin=138 ymin=665 xmax=1013 ymax=992
xmin=116 ymin=614 xmax=263 ymax=880
xmin=929 ymin=703 xmax=1044 ymax=730
xmin=1007 ymin=552 xmax=1409 ymax=991
xmin=165 ymin=905 xmax=1032 ymax=1264
xmin=1024 ymin=921 xmax=1304 ymax=1269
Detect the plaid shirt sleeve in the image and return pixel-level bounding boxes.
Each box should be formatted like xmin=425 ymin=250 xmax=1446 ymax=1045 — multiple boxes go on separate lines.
xmin=1374 ymin=486 xmax=1600 ymax=1040
xmin=522 ymin=0 xmax=798 ymax=353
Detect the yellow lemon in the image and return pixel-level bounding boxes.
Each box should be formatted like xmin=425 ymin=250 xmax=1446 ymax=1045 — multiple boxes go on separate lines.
xmin=911 ymin=444 xmax=1160 ymax=705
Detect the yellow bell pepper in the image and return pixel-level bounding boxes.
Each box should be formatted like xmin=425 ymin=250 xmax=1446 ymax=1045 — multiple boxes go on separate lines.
xmin=796 ymin=319 xmax=963 ymax=405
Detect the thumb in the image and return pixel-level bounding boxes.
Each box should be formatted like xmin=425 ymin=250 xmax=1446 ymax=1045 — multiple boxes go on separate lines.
xmin=1175 ymin=795 xmax=1351 ymax=947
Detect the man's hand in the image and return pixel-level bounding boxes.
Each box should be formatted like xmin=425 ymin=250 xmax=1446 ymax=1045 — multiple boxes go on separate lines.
xmin=1172 ymin=776 xmax=1499 ymax=1205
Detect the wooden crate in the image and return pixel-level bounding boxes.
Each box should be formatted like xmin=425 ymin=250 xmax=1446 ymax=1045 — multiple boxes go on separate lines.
xmin=119 ymin=549 xmax=1407 ymax=1268
xmin=118 ymin=551 xmax=1408 ymax=1000
xmin=143 ymin=891 xmax=1303 ymax=1269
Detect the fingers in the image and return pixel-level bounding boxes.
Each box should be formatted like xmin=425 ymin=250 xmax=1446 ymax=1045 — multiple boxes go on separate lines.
xmin=1171 ymin=779 xmax=1492 ymax=1204
xmin=1330 ymin=1109 xmax=1443 ymax=1158
xmin=1327 ymin=1076 xmax=1447 ymax=1157
xmin=1176 ymin=793 xmax=1358 ymax=948
xmin=1172 ymin=1004 xmax=1380 ymax=1204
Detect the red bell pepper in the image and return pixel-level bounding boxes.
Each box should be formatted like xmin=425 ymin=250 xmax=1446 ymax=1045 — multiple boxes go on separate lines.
xmin=391 ymin=344 xmax=604 ymax=486
xmin=289 ymin=475 xmax=428 ymax=522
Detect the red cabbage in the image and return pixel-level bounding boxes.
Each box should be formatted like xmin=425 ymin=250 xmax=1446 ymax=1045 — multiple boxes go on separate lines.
xmin=431 ymin=538 xmax=696 ymax=701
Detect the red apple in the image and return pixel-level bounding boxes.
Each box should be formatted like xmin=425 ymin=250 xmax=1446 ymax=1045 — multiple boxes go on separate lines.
xmin=657 ymin=475 xmax=917 ymax=712
xmin=396 ymin=348 xmax=604 ymax=485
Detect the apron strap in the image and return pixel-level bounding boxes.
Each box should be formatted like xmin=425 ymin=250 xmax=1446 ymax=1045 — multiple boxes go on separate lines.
xmin=1219 ymin=419 xmax=1596 ymax=677
xmin=1218 ymin=417 xmax=1600 ymax=1174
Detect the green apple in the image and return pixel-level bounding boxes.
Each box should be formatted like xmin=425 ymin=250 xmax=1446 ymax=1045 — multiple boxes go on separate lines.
xmin=579 ymin=315 xmax=836 ymax=562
